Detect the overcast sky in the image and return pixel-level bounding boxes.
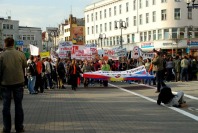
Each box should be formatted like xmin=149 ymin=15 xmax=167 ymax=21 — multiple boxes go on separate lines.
xmin=0 ymin=0 xmax=100 ymax=30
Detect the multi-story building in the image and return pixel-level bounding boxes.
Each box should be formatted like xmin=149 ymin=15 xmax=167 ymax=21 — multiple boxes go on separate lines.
xmin=19 ymin=26 xmax=42 ymax=52
xmin=0 ymin=16 xmax=19 ymax=48
xmin=0 ymin=16 xmax=42 ymax=52
xmin=85 ymin=0 xmax=198 ymax=56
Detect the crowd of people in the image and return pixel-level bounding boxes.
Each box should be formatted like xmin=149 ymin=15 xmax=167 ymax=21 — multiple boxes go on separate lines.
xmin=0 ymin=37 xmax=197 ymax=133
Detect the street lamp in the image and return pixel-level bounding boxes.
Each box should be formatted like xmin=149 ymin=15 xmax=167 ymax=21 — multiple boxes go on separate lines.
xmin=98 ymin=33 xmax=106 ymax=48
xmin=114 ymin=19 xmax=127 ymax=48
xmin=186 ymin=0 xmax=198 ymax=9
xmin=50 ymin=30 xmax=59 ymax=51
xmin=186 ymin=25 xmax=193 ymax=54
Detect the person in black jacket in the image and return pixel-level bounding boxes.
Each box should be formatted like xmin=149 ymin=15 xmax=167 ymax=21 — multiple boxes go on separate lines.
xmin=157 ymin=85 xmax=186 ymax=107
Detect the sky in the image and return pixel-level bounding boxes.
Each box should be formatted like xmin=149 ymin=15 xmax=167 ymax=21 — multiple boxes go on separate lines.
xmin=0 ymin=0 xmax=100 ymax=30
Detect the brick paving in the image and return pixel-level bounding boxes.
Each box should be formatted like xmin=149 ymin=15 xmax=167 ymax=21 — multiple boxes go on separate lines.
xmin=0 ymin=82 xmax=198 ymax=133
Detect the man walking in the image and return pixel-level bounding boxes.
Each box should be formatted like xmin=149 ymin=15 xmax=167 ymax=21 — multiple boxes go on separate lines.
xmin=0 ymin=38 xmax=27 ymax=133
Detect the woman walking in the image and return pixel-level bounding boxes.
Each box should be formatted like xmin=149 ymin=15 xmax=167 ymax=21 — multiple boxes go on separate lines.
xmin=68 ymin=59 xmax=82 ymax=90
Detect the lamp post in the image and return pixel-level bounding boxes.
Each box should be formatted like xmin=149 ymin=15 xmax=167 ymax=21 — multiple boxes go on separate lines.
xmin=186 ymin=0 xmax=198 ymax=9
xmin=186 ymin=25 xmax=193 ymax=55
xmin=114 ymin=19 xmax=127 ymax=49
xmin=98 ymin=33 xmax=106 ymax=48
xmin=50 ymin=30 xmax=59 ymax=51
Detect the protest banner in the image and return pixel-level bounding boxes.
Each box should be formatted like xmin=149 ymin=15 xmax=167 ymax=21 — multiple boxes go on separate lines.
xmin=58 ymin=41 xmax=72 ymax=58
xmin=40 ymin=52 xmax=50 ymax=58
xmin=29 ymin=44 xmax=39 ymax=56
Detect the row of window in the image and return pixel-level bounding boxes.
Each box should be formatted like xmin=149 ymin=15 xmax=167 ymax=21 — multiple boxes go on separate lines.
xmin=20 ymin=35 xmax=35 ymax=41
xmin=86 ymin=0 xmax=182 ymax=22
xmin=87 ymin=8 xmax=192 ymax=35
xmin=86 ymin=28 xmax=198 ymax=46
xmin=3 ymin=34 xmax=13 ymax=39
xmin=2 ymin=24 xmax=14 ymax=30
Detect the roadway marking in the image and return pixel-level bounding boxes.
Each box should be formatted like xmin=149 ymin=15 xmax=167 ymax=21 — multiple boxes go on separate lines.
xmin=188 ymin=107 xmax=198 ymax=112
xmin=131 ymin=82 xmax=198 ymax=100
xmin=109 ymin=83 xmax=198 ymax=121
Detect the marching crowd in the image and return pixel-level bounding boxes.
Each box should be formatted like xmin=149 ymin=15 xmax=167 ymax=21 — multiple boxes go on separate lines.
xmin=0 ymin=37 xmax=197 ymax=133
xmin=23 ymin=50 xmax=198 ymax=94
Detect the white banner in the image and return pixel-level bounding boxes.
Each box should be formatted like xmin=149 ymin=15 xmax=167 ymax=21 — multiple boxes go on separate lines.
xmin=58 ymin=41 xmax=72 ymax=58
xmin=29 ymin=44 xmax=39 ymax=56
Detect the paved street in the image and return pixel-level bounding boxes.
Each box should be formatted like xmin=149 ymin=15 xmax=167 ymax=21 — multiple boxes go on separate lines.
xmin=0 ymin=81 xmax=198 ymax=133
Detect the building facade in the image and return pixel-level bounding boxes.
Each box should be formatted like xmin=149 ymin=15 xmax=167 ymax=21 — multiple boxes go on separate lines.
xmin=0 ymin=16 xmax=42 ymax=52
xmin=85 ymin=0 xmax=198 ymax=56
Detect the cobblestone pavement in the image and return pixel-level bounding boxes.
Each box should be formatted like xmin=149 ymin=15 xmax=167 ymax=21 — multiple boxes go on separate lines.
xmin=0 ymin=81 xmax=198 ymax=133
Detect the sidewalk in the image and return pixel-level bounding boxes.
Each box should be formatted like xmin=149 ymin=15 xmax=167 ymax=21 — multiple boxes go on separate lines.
xmin=0 ymin=83 xmax=198 ymax=133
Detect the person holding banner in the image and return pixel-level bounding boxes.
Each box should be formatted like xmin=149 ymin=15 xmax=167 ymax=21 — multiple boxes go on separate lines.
xmin=101 ymin=60 xmax=111 ymax=87
xmin=68 ymin=59 xmax=82 ymax=91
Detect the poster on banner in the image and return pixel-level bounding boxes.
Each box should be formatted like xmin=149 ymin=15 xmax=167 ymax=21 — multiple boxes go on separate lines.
xmin=84 ymin=44 xmax=97 ymax=55
xmin=71 ymin=45 xmax=93 ymax=60
xmin=58 ymin=41 xmax=72 ymax=58
xmin=29 ymin=44 xmax=39 ymax=56
xmin=40 ymin=52 xmax=50 ymax=58
xmin=116 ymin=48 xmax=127 ymax=57
xmin=131 ymin=46 xmax=154 ymax=59
xmin=82 ymin=65 xmax=154 ymax=81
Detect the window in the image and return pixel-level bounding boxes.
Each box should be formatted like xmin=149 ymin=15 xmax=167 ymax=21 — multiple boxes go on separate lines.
xmin=153 ymin=30 xmax=156 ymax=40
xmin=109 ymin=22 xmax=112 ymax=31
xmin=126 ymin=2 xmax=129 ymax=12
xmin=126 ymin=18 xmax=129 ymax=27
xmin=96 ymin=25 xmax=98 ymax=33
xmin=175 ymin=0 xmax=181 ymax=2
xmin=91 ymin=13 xmax=93 ymax=21
xmin=113 ymin=37 xmax=116 ymax=45
xmin=174 ymin=8 xmax=181 ymax=20
xmin=92 ymin=26 xmax=94 ymax=34
xmin=164 ymin=29 xmax=169 ymax=39
xmin=87 ymin=15 xmax=89 ymax=23
xmin=106 ymin=38 xmax=109 ymax=46
xmin=114 ymin=6 xmax=117 ymax=16
xmin=172 ymin=28 xmax=178 ymax=39
xmin=153 ymin=11 xmax=156 ymax=22
xmin=127 ymin=34 xmax=130 ymax=43
xmin=133 ymin=16 xmax=136 ymax=26
xmin=133 ymin=0 xmax=136 ymax=10
xmin=109 ymin=8 xmax=111 ymax=17
xmin=31 ymin=35 xmax=35 ymax=40
xmin=95 ymin=12 xmax=98 ymax=20
xmin=153 ymin=0 xmax=156 ymax=5
xmin=100 ymin=11 xmax=102 ymax=19
xmin=100 ymin=24 xmax=102 ymax=33
xmin=87 ymin=27 xmax=90 ymax=35
xmin=104 ymin=9 xmax=107 ymax=18
xmin=180 ymin=28 xmax=185 ymax=39
xmin=148 ymin=31 xmax=151 ymax=40
xmin=146 ymin=13 xmax=149 ymax=23
xmin=27 ymin=35 xmax=30 ymax=40
xmin=110 ymin=37 xmax=112 ymax=46
xmin=139 ymin=0 xmax=142 ymax=9
xmin=161 ymin=0 xmax=167 ymax=3
xmin=6 ymin=24 xmax=9 ymax=29
xmin=188 ymin=8 xmax=192 ymax=19
xmin=161 ymin=9 xmax=167 ymax=20
xmin=140 ymin=32 xmax=143 ymax=42
xmin=105 ymin=23 xmax=107 ymax=32
xmin=22 ymin=35 xmax=26 ymax=40
xmin=3 ymin=24 xmax=6 ymax=29
xmin=158 ymin=29 xmax=162 ymax=40
xmin=144 ymin=32 xmax=147 ymax=41
xmin=132 ymin=34 xmax=135 ymax=43
xmin=116 ymin=36 xmax=119 ymax=45
xmin=119 ymin=5 xmax=122 ymax=14
xmin=10 ymin=25 xmax=13 ymax=29
xmin=139 ymin=14 xmax=142 ymax=25
xmin=146 ymin=0 xmax=149 ymax=7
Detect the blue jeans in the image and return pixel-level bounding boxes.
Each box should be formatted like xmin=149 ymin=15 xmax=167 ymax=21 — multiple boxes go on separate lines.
xmin=45 ymin=74 xmax=53 ymax=88
xmin=28 ymin=76 xmax=36 ymax=93
xmin=180 ymin=68 xmax=188 ymax=81
xmin=2 ymin=86 xmax=24 ymax=132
